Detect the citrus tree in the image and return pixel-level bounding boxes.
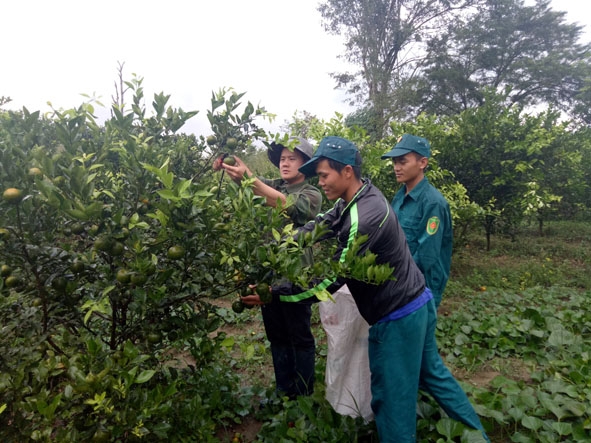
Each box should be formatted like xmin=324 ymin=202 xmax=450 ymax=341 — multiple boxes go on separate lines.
xmin=0 ymin=80 xmax=286 ymax=441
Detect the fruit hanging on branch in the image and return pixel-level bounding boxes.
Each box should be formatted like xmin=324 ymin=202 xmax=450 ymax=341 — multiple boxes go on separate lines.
xmin=222 ymin=156 xmax=236 ymax=166
xmin=238 ymin=285 xmax=258 ymax=309
xmin=3 ymin=188 xmax=23 ymax=204
xmin=206 ymin=135 xmax=217 ymax=146
xmin=28 ymin=167 xmax=43 ymax=178
xmin=256 ymin=282 xmax=272 ymax=304
xmin=212 ymin=152 xmax=237 ymax=171
xmin=225 ymin=137 xmax=238 ymax=150
xmin=70 ymin=223 xmax=85 ymax=235
xmin=167 ymin=245 xmax=185 ymax=260
xmin=1 ymin=265 xmax=12 ymax=278
xmin=231 ymin=299 xmax=245 ymax=314
xmin=116 ymin=268 xmax=132 ymax=285
xmin=5 ymin=275 xmax=21 ymax=288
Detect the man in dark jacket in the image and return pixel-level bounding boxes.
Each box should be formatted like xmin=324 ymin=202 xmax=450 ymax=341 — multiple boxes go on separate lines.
xmin=247 ymin=136 xmax=489 ymax=442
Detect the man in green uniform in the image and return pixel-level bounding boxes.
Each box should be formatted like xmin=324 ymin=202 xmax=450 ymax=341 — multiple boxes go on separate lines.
xmin=381 ymin=134 xmax=452 ymax=308
xmin=382 ymin=134 xmax=478 ymax=437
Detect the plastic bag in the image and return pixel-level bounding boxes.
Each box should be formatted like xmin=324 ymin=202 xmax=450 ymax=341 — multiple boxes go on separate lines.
xmin=319 ymin=285 xmax=374 ymax=421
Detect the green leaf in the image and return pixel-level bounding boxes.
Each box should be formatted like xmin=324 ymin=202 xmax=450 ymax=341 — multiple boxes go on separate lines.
xmin=551 ymin=421 xmax=572 ymax=436
xmin=518 ymin=390 xmax=538 ymax=409
xmin=65 ymin=208 xmax=89 ymax=221
xmin=510 ymin=432 xmax=536 ymax=443
xmin=564 ymin=399 xmax=586 ymax=417
xmin=126 ymin=366 xmax=139 ymax=384
xmin=461 ymin=429 xmax=489 ymax=442
xmin=135 ymin=369 xmax=156 ymax=384
xmin=36 ymin=393 xmax=62 ymax=420
xmin=177 ymin=179 xmax=193 ymax=198
xmin=521 ymin=415 xmax=544 ymax=431
xmin=436 ymin=417 xmax=464 ymax=438
xmin=142 ymin=159 xmax=174 ymax=188
xmin=86 ymin=339 xmax=100 ymax=356
xmin=490 ymin=375 xmax=514 ymax=389
xmin=221 ymin=337 xmax=235 ymax=349
xmin=152 ymin=422 xmax=173 ymax=438
xmin=244 ymin=344 xmax=255 ymax=360
xmin=272 ymin=228 xmax=281 ymax=242
xmin=315 ymin=288 xmax=333 ymax=302
xmin=157 ymin=189 xmax=179 ymax=201
xmin=82 ymin=294 xmax=112 ymax=325
xmin=507 ymin=406 xmax=525 ymax=422
xmin=150 ymin=209 xmax=169 ymax=227
xmin=548 ymin=328 xmax=575 ymax=346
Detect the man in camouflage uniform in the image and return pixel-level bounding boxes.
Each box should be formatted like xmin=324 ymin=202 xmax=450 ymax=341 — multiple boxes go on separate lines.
xmin=219 ymin=137 xmax=322 ymax=398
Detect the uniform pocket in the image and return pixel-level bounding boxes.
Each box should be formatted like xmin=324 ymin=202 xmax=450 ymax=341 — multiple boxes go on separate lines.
xmin=399 ymin=215 xmax=422 ymax=249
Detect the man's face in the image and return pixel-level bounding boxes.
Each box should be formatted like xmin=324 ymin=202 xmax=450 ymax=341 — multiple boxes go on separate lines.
xmin=316 ymin=159 xmax=348 ymax=201
xmin=392 ymin=152 xmax=426 ymax=186
xmin=279 ymin=148 xmax=306 ymax=184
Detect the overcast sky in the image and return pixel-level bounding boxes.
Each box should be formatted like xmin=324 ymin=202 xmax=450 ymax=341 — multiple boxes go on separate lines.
xmin=2 ymin=0 xmax=590 ymax=137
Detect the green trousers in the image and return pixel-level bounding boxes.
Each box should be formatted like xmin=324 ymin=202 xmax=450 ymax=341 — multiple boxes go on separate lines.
xmin=368 ymin=296 xmax=489 ymax=442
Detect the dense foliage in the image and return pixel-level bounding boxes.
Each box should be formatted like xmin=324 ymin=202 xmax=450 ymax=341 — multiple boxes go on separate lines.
xmin=234 ymin=221 xmax=591 ymax=442
xmin=0 ymin=80 xmax=394 ymax=441
xmin=1 ymin=69 xmax=590 ymax=441
xmin=319 ymin=0 xmax=591 ymax=136
xmin=0 ymin=83 xmax=298 ymax=441
xmin=0 ymin=83 xmax=263 ymax=441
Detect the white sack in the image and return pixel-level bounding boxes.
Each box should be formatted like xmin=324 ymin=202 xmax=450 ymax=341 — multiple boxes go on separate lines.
xmin=319 ymin=285 xmax=374 ymax=421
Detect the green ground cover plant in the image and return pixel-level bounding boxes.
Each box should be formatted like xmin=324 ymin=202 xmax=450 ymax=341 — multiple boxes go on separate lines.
xmin=221 ymin=220 xmax=591 ymax=442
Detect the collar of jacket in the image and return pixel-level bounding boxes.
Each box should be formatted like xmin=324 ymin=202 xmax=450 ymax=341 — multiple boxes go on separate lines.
xmin=339 ymin=178 xmax=371 ymax=213
xmin=403 ymin=176 xmax=430 ymax=200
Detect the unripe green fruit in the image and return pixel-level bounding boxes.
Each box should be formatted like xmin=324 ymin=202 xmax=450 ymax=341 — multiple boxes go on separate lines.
xmin=71 ymin=261 xmax=85 ymax=274
xmin=71 ymin=223 xmax=85 ymax=235
xmin=256 ymin=282 xmax=272 ymax=304
xmin=167 ymin=245 xmax=185 ymax=260
xmin=226 ymin=138 xmax=238 ymax=149
xmin=116 ymin=269 xmax=131 ymax=284
xmin=94 ymin=236 xmax=112 ymax=252
xmin=1 ymin=265 xmax=12 ymax=277
xmin=130 ymin=273 xmax=147 ymax=285
xmin=110 ymin=241 xmax=125 ymax=256
xmin=51 ymin=276 xmax=68 ymax=292
xmin=206 ymin=135 xmax=217 ymax=146
xmin=232 ymin=299 xmax=245 ymax=313
xmin=223 ymin=156 xmax=236 ymax=166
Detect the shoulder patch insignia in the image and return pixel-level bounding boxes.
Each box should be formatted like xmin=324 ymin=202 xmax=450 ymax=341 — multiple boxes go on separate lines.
xmin=426 ymin=216 xmax=440 ymax=235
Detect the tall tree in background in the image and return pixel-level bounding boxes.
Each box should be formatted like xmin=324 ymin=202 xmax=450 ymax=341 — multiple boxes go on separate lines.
xmin=318 ymin=0 xmax=478 ymax=139
xmin=320 ymin=0 xmax=591 ymax=134
xmin=404 ymin=0 xmax=591 ymax=121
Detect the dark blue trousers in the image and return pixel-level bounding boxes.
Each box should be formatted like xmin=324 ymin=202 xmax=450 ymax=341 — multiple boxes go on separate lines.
xmin=261 ymin=301 xmax=315 ymax=398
